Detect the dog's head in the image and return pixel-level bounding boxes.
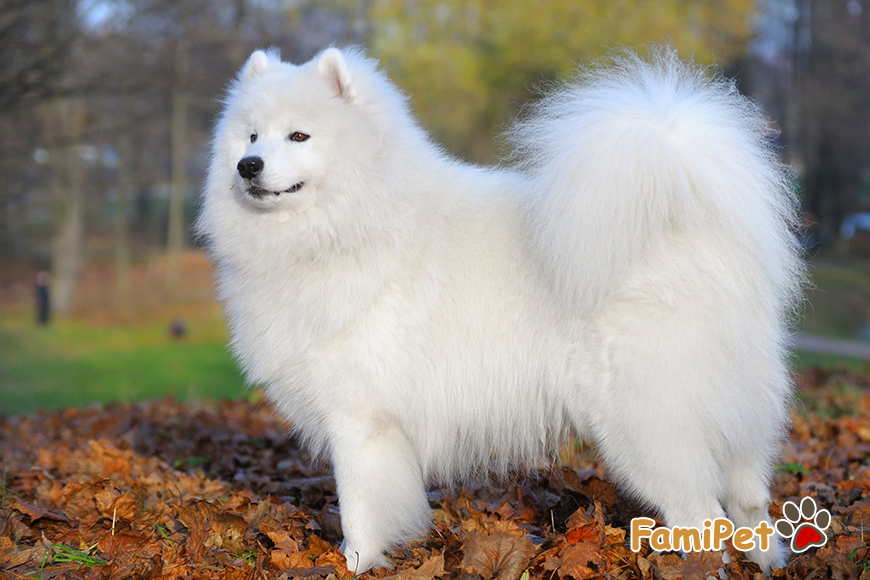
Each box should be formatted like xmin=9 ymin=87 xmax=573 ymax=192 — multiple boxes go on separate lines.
xmin=220 ymin=48 xmax=381 ymax=211
xmin=198 ymin=47 xmax=427 ymax=262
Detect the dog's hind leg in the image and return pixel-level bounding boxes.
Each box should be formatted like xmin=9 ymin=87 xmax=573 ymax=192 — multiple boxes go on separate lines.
xmin=723 ymin=452 xmax=785 ymax=573
xmin=329 ymin=416 xmax=430 ymax=574
xmin=584 ymin=305 xmax=730 ymax=542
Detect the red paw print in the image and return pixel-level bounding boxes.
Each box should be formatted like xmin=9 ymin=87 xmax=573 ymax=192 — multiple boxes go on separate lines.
xmin=774 ymin=497 xmax=830 ymax=553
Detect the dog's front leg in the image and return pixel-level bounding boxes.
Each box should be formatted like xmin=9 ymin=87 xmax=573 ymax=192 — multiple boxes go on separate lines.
xmin=329 ymin=416 xmax=431 ymax=574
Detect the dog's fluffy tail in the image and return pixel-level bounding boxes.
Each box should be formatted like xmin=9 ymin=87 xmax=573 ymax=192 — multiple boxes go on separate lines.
xmin=510 ymin=47 xmax=804 ymax=315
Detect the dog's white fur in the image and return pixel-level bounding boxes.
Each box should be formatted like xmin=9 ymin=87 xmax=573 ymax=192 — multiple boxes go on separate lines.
xmin=197 ymin=46 xmax=804 ymax=573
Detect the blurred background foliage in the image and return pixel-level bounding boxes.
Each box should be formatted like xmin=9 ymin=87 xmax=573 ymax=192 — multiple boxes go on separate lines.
xmin=364 ymin=0 xmax=756 ymax=159
xmin=1 ymin=0 xmax=870 ymax=414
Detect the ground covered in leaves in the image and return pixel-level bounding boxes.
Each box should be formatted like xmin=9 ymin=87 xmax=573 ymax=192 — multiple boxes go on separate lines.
xmin=2 ymin=368 xmax=870 ymax=580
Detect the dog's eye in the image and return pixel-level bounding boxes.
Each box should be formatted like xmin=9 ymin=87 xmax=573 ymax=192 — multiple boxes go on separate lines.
xmin=250 ymin=133 xmax=257 ymax=143
xmin=289 ymin=132 xmax=310 ymax=142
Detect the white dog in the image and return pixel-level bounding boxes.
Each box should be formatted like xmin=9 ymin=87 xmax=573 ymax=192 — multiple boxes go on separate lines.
xmin=197 ymin=46 xmax=804 ymax=574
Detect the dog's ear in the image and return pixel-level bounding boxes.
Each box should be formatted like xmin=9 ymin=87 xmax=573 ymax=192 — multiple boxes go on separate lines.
xmin=240 ymin=50 xmax=272 ymax=81
xmin=317 ymin=48 xmax=356 ymax=100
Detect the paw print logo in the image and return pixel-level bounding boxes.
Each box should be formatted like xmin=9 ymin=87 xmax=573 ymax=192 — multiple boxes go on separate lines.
xmin=774 ymin=497 xmax=830 ymax=553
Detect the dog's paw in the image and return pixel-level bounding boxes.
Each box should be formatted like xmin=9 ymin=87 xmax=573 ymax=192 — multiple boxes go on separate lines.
xmin=342 ymin=542 xmax=394 ymax=574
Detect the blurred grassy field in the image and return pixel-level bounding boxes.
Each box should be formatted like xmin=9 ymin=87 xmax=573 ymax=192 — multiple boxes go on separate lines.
xmin=0 ymin=252 xmax=249 ymax=415
xmin=0 ymin=308 xmax=247 ymax=414
xmin=802 ymin=259 xmax=870 ymax=338
xmin=1 ymin=253 xmax=869 ymax=416
xmin=791 ymin=350 xmax=869 ymax=372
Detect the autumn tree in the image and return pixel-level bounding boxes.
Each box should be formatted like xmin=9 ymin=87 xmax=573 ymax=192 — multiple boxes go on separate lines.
xmin=356 ymin=0 xmax=756 ymax=160
xmin=751 ymin=0 xmax=870 ymax=241
xmin=792 ymin=0 xmax=870 ymax=238
xmin=0 ymin=0 xmax=84 ymax=315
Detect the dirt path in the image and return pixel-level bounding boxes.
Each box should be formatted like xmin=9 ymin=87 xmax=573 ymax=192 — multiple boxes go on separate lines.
xmin=794 ymin=333 xmax=870 ymax=360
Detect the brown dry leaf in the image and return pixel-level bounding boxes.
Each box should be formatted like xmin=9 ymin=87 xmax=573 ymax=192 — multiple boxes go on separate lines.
xmin=205 ymin=511 xmax=249 ymax=553
xmin=817 ymin=544 xmax=863 ymax=580
xmin=98 ymin=532 xmax=149 ymax=559
xmin=61 ymin=482 xmax=100 ymax=525
xmin=538 ymin=546 xmax=562 ymax=571
xmin=835 ymin=534 xmax=866 ymax=555
xmin=174 ymin=500 xmax=249 ymax=555
xmin=604 ymin=524 xmax=625 ymax=544
xmin=3 ymin=544 xmax=46 ymax=569
xmin=550 ymin=466 xmax=589 ymax=493
xmin=11 ymin=497 xmax=73 ymax=525
xmin=276 ymin=566 xmax=342 ymax=578
xmin=224 ymin=491 xmax=254 ymax=512
xmin=649 ymin=551 xmax=724 ymax=580
xmin=632 ymin=552 xmax=654 ymax=580
xmin=565 ymin=502 xmax=605 ymax=548
xmin=307 ymin=534 xmax=331 ymax=558
xmin=591 ymin=501 xmax=606 ymax=531
xmin=36 ymin=447 xmax=54 ymax=469
xmin=583 ymin=477 xmax=619 ymax=508
xmin=265 ymin=527 xmax=301 ymax=552
xmin=461 ymin=530 xmax=536 ymax=580
xmin=94 ymin=488 xmax=121 ymax=516
xmin=838 ymin=416 xmax=870 ymax=442
xmin=564 ymin=523 xmax=599 ymax=544
xmin=684 ymin=550 xmax=724 ymax=578
xmin=85 ymin=439 xmax=134 ymax=477
xmin=272 ymin=549 xmax=314 ymax=569
xmin=157 ymin=544 xmax=191 ymax=579
xmin=650 ymin=552 xmax=690 ymax=580
xmin=176 ymin=500 xmax=222 ymax=561
xmin=243 ymin=497 xmax=271 ymax=527
xmin=557 ymin=541 xmax=605 ymax=578
xmin=565 ymin=507 xmax=593 ymax=530
xmin=845 ymin=502 xmax=870 ymax=525
xmin=97 ymin=533 xmax=162 ymax=577
xmin=384 ymin=554 xmax=446 ymax=580
xmin=316 ymin=548 xmax=357 ymax=578
xmin=602 ymin=543 xmax=634 ymax=576
xmin=677 ymin=561 xmax=717 ymax=580
xmin=224 ymin=563 xmax=259 ymax=580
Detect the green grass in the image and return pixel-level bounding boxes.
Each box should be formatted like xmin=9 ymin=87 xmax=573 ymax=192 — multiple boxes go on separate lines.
xmin=236 ymin=548 xmax=258 ymax=565
xmin=47 ymin=544 xmax=109 ymax=568
xmin=2 ymin=258 xmax=869 ymax=417
xmin=0 ymin=311 xmax=247 ymax=415
xmin=802 ymin=260 xmax=870 ymax=338
xmin=849 ymin=546 xmax=870 ymax=572
xmin=776 ymin=461 xmax=808 ymax=476
xmin=792 ymin=349 xmax=870 ymax=372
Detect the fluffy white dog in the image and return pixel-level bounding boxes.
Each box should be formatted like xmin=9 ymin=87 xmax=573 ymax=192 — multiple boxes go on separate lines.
xmin=197 ymin=46 xmax=804 ymax=574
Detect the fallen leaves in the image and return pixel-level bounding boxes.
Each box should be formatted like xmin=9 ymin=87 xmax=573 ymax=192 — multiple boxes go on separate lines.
xmin=461 ymin=521 xmax=536 ymax=579
xmin=11 ymin=496 xmax=74 ymax=526
xmin=557 ymin=541 xmax=605 ymax=578
xmin=386 ymin=554 xmax=446 ymax=580
xmin=1 ymin=368 xmax=869 ymax=579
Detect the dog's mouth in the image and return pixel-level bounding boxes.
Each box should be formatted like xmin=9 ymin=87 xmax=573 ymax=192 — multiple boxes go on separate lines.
xmin=247 ymin=182 xmax=304 ymax=197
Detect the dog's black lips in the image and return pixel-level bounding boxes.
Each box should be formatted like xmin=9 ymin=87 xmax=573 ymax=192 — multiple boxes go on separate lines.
xmin=248 ymin=182 xmax=304 ymax=197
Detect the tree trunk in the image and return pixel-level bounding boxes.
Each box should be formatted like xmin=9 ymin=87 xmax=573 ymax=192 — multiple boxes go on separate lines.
xmin=48 ymin=97 xmax=85 ymax=316
xmin=167 ymin=35 xmax=190 ymax=298
xmin=115 ymin=134 xmax=132 ymax=313
xmin=230 ymin=0 xmax=247 ymax=66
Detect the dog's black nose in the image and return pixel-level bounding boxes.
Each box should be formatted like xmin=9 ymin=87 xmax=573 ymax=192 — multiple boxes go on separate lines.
xmin=237 ymin=156 xmax=263 ymax=180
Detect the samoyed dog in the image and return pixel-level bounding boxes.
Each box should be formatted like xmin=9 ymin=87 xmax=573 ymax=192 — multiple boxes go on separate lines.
xmin=197 ymin=46 xmax=804 ymax=573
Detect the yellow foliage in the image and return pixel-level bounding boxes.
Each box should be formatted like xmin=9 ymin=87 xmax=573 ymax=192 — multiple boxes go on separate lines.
xmin=326 ymin=0 xmax=756 ymax=159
